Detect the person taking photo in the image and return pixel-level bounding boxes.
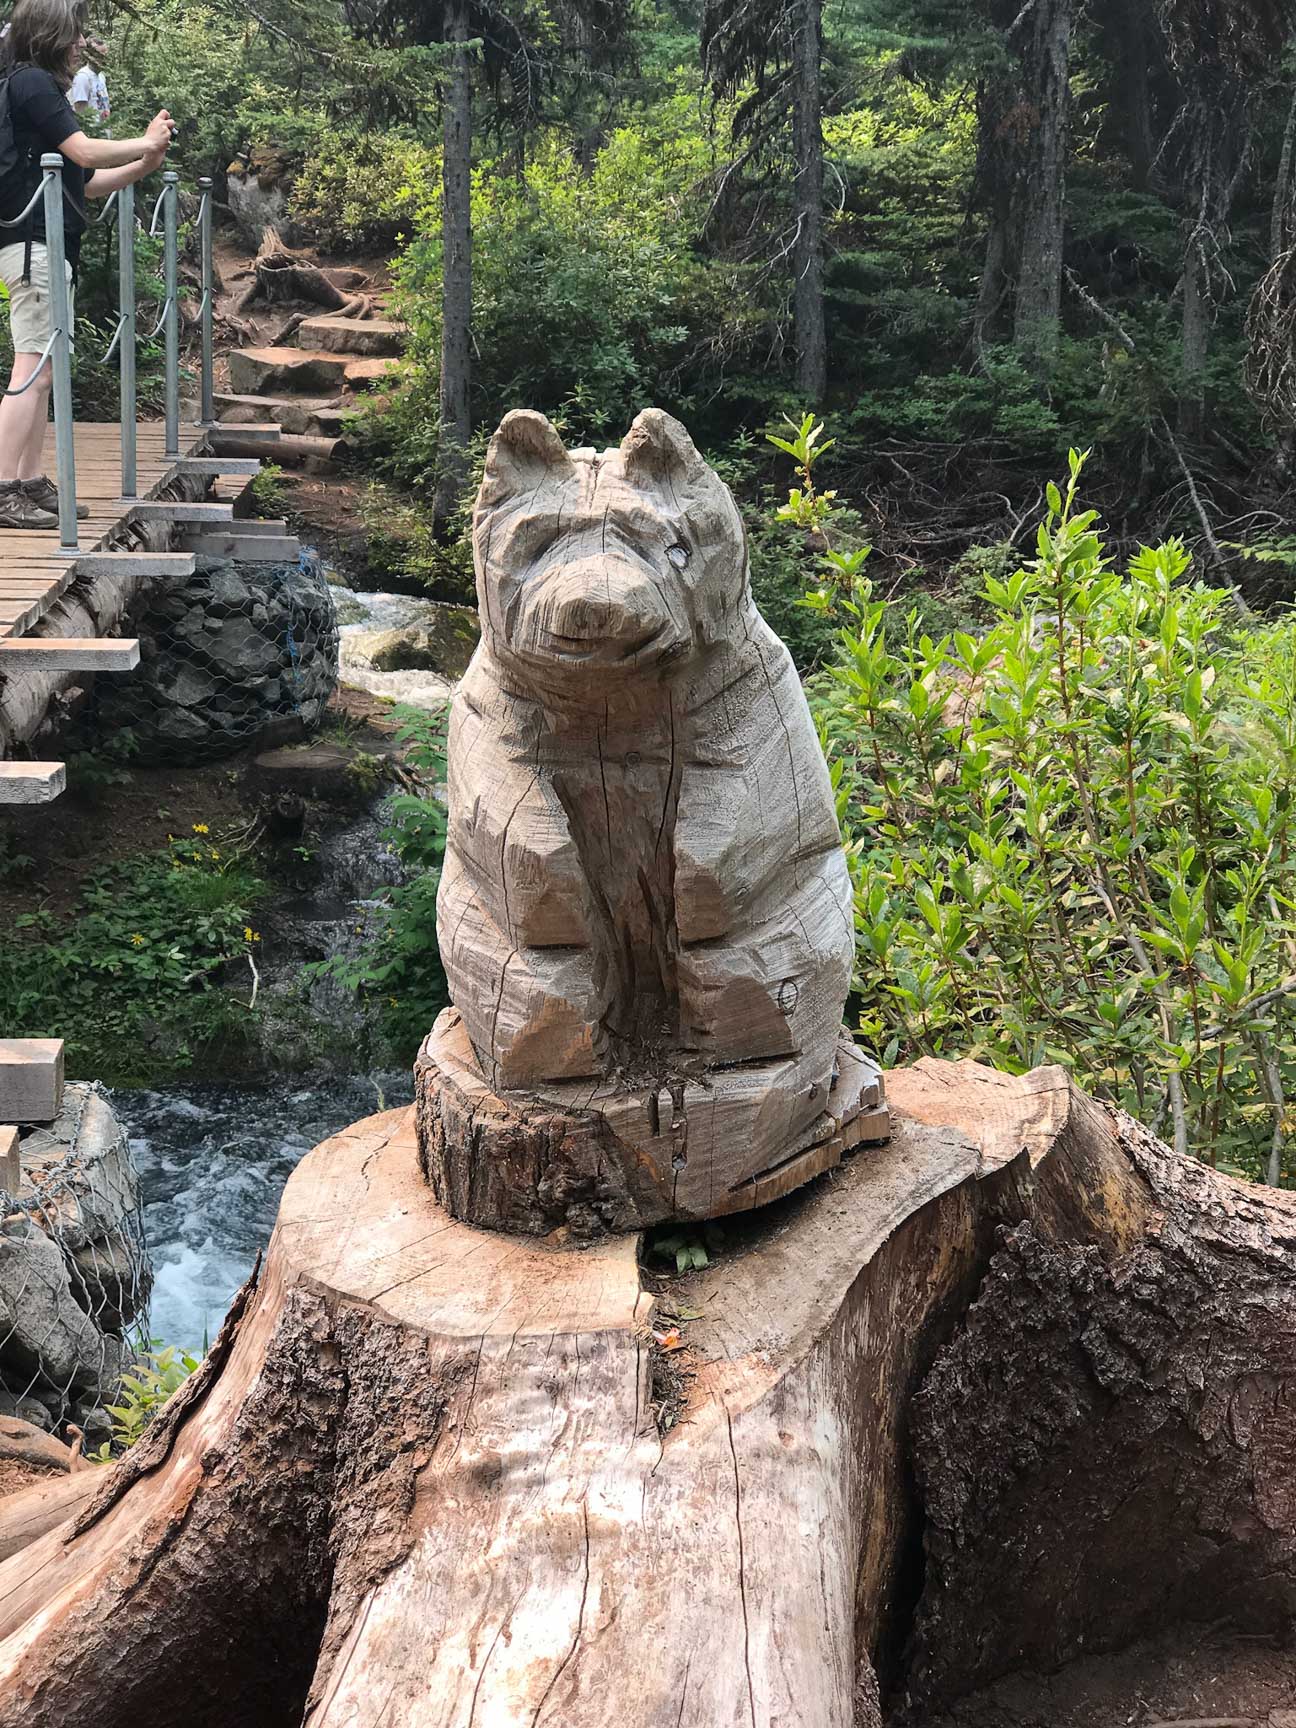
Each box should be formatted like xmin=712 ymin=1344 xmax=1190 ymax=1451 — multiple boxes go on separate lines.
xmin=0 ymin=0 xmax=173 ymax=529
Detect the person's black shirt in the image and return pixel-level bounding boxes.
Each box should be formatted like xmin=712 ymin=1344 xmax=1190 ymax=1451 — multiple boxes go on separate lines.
xmin=4 ymin=65 xmax=87 ymax=264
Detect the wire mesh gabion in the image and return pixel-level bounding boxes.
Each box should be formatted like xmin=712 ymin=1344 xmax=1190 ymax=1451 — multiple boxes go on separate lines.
xmin=92 ymin=548 xmax=340 ymax=764
xmin=0 ymin=1083 xmax=151 ymax=1437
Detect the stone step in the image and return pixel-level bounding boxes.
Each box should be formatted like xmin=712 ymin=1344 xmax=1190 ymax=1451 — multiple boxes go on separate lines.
xmin=298 ymin=316 xmax=406 ymax=358
xmin=344 ymin=356 xmax=401 ymax=391
xmin=227 ymin=346 xmax=349 ymax=396
xmin=215 ymin=393 xmax=349 ymax=438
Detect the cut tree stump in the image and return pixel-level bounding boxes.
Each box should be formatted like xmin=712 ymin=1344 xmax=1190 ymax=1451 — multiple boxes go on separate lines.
xmin=3 ymin=1061 xmax=1293 ymax=1728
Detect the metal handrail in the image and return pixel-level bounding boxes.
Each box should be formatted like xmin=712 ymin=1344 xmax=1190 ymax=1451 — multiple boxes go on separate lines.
xmin=39 ymin=154 xmax=77 ymax=548
xmin=4 ymin=161 xmax=215 ymax=524
xmin=0 ymin=176 xmax=49 ymax=230
xmin=146 ymin=295 xmax=174 ymax=341
xmin=1 ymin=336 xmax=54 ymax=397
xmin=99 ymin=312 xmax=126 ymax=365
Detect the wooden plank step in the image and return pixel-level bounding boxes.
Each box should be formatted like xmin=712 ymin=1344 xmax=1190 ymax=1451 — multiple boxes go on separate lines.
xmin=0 ymin=1038 xmax=64 ymax=1119
xmin=67 ymin=551 xmax=198 ymax=578
xmin=214 ymin=393 xmax=346 ymax=436
xmin=216 ymin=518 xmax=289 ymax=536
xmin=207 ymin=422 xmax=282 ymax=443
xmin=0 ymin=762 xmax=65 ymax=805
xmin=0 ymin=1124 xmax=18 ymax=1196
xmin=179 ymin=533 xmax=301 ymax=563
xmin=0 ymin=637 xmax=140 ymax=670
xmin=126 ymin=501 xmax=234 ymax=524
xmin=174 ymin=457 xmax=263 ymax=477
xmin=298 ymin=316 xmax=406 ymax=358
xmin=228 ymin=347 xmax=349 ymax=394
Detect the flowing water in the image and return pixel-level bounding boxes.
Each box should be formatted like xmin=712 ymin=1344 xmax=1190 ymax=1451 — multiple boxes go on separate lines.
xmin=109 ymin=581 xmax=453 ymax=1355
xmin=115 ymin=1072 xmax=414 ymax=1352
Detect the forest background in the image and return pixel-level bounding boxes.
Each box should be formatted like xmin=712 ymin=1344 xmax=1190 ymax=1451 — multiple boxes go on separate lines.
xmin=43 ymin=0 xmax=1296 ymax=1185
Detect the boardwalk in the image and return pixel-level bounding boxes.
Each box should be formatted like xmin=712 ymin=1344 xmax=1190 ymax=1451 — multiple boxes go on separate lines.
xmin=0 ymin=420 xmax=206 ymax=637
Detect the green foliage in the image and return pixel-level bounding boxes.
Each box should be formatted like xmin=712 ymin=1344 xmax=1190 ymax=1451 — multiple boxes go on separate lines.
xmin=305 ymin=707 xmax=450 ymax=1058
xmin=247 ymin=463 xmax=288 ymax=517
xmin=775 ymin=435 xmax=1296 ymax=1181
xmin=91 ymin=1344 xmax=200 ymax=1463
xmin=288 ymin=131 xmax=438 ymax=254
xmin=0 ymin=828 xmax=266 ymax=1085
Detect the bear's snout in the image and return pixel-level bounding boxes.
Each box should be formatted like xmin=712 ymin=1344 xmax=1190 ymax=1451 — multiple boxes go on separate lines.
xmin=515 ymin=557 xmax=685 ymax=668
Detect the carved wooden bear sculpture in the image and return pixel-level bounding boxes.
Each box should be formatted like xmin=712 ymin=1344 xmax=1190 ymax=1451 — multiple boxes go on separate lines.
xmin=417 ymin=408 xmax=886 ymax=1232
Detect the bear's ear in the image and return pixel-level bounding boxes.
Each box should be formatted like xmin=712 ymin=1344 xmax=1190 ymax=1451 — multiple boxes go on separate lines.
xmin=478 ymin=411 xmax=574 ymax=508
xmin=619 ymin=409 xmax=704 ymax=488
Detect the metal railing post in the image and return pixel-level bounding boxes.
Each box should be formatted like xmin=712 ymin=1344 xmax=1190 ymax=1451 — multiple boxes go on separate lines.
xmin=197 ymin=177 xmax=214 ymax=427
xmin=162 ymin=169 xmax=179 ymax=459
xmin=118 ymin=183 xmax=137 ymax=498
xmin=40 ymin=153 xmax=77 ymax=550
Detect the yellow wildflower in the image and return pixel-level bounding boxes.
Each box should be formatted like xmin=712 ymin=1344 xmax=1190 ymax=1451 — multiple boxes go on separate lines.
xmin=130 ymin=934 xmax=144 ymax=946
xmin=244 ymin=928 xmax=260 ymax=943
xmin=210 ymin=849 xmax=221 ymax=860
xmin=192 ymin=823 xmax=209 ymax=835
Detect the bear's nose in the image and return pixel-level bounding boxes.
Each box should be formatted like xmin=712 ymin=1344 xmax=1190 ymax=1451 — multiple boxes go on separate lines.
xmin=522 ymin=561 xmax=678 ymax=661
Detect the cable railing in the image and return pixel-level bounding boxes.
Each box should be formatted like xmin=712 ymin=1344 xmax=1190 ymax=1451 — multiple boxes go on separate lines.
xmin=0 ymin=154 xmax=217 ymax=550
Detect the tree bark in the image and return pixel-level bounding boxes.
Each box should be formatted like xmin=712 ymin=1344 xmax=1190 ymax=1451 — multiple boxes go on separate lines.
xmin=1271 ymin=84 xmax=1296 ymax=262
xmin=1181 ymin=222 xmax=1210 ymax=437
xmin=790 ymin=0 xmax=826 ymax=404
xmin=432 ymin=0 xmax=474 ymax=535
xmin=1011 ymin=0 xmax=1074 ymax=373
xmin=2 ymin=1064 xmax=1296 ymax=1726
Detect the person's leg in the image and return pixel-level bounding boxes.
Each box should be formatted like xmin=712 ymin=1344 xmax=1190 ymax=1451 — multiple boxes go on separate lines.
xmin=0 ymin=353 xmax=51 ymax=481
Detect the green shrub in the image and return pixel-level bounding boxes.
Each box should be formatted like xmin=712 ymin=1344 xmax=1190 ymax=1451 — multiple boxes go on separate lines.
xmin=92 ymin=1344 xmax=200 ymax=1462
xmin=775 ymin=426 xmax=1296 ymax=1183
xmin=0 ymin=827 xmax=266 ymax=1084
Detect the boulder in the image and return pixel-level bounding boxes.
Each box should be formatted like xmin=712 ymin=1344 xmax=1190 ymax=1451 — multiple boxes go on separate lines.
xmin=0 ymin=1388 xmax=53 ymax=1430
xmin=0 ymin=1223 xmax=104 ymax=1393
xmin=18 ymin=1085 xmax=138 ymax=1251
xmin=70 ymin=1229 xmax=152 ymax=1334
xmin=349 ymin=607 xmax=480 ymax=679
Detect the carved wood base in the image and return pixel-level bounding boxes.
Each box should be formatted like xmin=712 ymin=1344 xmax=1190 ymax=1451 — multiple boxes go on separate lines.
xmin=414 ymin=1007 xmax=890 ymax=1234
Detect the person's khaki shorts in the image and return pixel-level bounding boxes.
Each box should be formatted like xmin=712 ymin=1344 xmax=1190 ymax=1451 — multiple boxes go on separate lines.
xmin=0 ymin=242 xmax=75 ymax=354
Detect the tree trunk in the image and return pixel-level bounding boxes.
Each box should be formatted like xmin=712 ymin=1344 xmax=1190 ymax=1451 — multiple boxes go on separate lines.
xmin=790 ymin=0 xmax=826 ymax=404
xmin=1271 ymin=84 xmax=1296 ymax=261
xmin=1181 ymin=223 xmax=1209 ymax=437
xmin=432 ymin=0 xmax=474 ymax=534
xmin=3 ymin=1061 xmax=1296 ymax=1725
xmin=1011 ymin=0 xmax=1074 ymax=373
xmin=1117 ymin=0 xmax=1156 ymax=191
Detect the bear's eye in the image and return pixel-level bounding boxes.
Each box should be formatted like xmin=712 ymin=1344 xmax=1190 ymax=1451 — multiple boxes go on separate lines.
xmin=667 ymin=542 xmax=690 ymax=569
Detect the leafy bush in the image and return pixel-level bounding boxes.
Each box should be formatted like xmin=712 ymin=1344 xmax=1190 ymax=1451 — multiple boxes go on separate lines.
xmin=777 ymin=427 xmax=1296 ymax=1183
xmin=91 ymin=1344 xmax=200 ymax=1462
xmin=0 ymin=827 xmax=266 ymax=1084
xmin=288 ymin=130 xmax=437 ymax=254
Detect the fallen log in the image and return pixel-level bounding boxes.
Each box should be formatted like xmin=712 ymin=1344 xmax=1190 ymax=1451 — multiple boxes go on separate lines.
xmin=0 ymin=1471 xmax=96 ymax=1564
xmin=0 ymin=1062 xmax=1293 ymax=1727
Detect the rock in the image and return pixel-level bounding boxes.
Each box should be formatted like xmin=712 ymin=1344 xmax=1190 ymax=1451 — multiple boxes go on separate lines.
xmin=0 ymin=1223 xmax=104 ymax=1393
xmin=18 ymin=1085 xmax=138 ymax=1251
xmin=70 ymin=1229 xmax=152 ymax=1333
xmin=0 ymin=1388 xmax=53 ymax=1430
xmin=87 ymin=554 xmax=340 ymax=764
xmin=349 ymin=607 xmax=480 ymax=679
xmin=226 ymin=153 xmax=294 ymax=249
xmin=201 ymin=615 xmax=284 ymax=681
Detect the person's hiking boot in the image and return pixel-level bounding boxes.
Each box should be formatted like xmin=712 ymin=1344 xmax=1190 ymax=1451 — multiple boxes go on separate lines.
xmin=0 ymin=480 xmax=57 ymax=529
xmin=20 ymin=476 xmax=89 ymax=521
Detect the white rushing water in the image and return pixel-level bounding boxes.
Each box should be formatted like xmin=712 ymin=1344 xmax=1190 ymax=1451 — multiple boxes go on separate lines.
xmin=115 ymin=1074 xmax=415 ymax=1353
xmin=330 ymin=582 xmax=457 ymax=709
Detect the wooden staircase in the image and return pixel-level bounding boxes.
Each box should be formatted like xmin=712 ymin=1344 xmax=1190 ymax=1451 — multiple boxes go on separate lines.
xmin=211 ymin=302 xmax=405 ymax=469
